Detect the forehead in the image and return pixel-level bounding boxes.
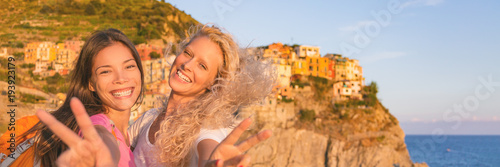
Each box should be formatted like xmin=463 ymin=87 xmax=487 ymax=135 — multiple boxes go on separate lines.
xmin=93 ymin=43 xmax=135 ymax=68
xmin=187 ymin=36 xmax=224 ymax=68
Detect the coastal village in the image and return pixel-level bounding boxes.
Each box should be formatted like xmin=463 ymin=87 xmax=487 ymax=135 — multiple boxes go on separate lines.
xmin=1 ymin=40 xmax=366 ymax=122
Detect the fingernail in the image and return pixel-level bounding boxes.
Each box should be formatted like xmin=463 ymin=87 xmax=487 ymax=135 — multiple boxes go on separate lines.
xmin=238 ymin=165 xmax=243 ymax=167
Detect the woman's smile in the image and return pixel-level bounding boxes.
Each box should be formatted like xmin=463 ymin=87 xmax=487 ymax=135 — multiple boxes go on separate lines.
xmin=110 ymin=87 xmax=135 ymax=98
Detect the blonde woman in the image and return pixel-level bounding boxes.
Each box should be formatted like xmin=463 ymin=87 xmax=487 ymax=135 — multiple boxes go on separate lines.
xmin=130 ymin=25 xmax=275 ymax=167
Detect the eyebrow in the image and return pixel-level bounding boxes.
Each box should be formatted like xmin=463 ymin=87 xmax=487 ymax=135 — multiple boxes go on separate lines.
xmin=94 ymin=58 xmax=136 ymax=74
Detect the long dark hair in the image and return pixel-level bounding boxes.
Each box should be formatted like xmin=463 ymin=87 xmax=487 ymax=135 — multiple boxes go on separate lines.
xmin=20 ymin=28 xmax=144 ymax=166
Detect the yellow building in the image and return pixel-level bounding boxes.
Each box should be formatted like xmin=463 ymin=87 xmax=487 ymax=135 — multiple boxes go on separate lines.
xmin=274 ymin=61 xmax=292 ymax=98
xmin=291 ymin=59 xmax=308 ymax=76
xmin=305 ymin=56 xmax=330 ymax=78
xmin=25 ymin=42 xmax=57 ymax=63
xmin=334 ymin=56 xmax=364 ymax=82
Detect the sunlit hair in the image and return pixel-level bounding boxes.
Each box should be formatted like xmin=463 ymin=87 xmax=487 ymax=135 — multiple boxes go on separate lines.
xmin=19 ymin=28 xmax=144 ymax=167
xmin=154 ymin=25 xmax=276 ymax=166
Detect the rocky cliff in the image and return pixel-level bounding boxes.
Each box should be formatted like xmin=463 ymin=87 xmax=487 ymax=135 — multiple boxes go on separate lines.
xmin=240 ymin=84 xmax=428 ymax=167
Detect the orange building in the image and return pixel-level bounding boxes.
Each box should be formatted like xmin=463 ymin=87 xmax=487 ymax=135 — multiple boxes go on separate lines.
xmin=25 ymin=42 xmax=57 ymax=63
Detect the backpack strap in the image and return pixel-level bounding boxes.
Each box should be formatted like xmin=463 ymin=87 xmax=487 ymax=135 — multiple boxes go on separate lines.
xmin=108 ymin=119 xmax=119 ymax=145
xmin=0 ymin=138 xmax=35 ymax=167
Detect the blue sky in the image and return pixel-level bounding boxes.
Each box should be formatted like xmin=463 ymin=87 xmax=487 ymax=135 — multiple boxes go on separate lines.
xmin=168 ymin=0 xmax=500 ymax=134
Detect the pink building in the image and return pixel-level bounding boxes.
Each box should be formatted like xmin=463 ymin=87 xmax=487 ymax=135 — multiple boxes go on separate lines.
xmin=64 ymin=40 xmax=84 ymax=54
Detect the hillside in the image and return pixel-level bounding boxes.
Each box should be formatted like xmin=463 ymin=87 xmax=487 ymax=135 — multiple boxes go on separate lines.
xmin=240 ymin=77 xmax=428 ymax=167
xmin=0 ymin=0 xmax=200 ymax=48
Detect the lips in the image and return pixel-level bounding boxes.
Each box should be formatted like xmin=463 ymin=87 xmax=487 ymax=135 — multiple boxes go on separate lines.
xmin=110 ymin=87 xmax=134 ymax=97
xmin=176 ymin=70 xmax=192 ymax=83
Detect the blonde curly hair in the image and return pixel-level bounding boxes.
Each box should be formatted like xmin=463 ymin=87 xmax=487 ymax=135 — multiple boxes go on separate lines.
xmin=153 ymin=25 xmax=276 ymax=166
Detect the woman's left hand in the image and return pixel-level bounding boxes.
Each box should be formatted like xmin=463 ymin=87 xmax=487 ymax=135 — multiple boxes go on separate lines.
xmin=205 ymin=118 xmax=272 ymax=167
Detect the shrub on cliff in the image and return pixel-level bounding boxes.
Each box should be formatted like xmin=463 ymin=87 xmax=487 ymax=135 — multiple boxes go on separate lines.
xmin=300 ymin=109 xmax=315 ymax=122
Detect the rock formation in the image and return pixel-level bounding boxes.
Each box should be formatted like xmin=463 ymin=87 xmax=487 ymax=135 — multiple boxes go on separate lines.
xmin=240 ymin=85 xmax=428 ymax=167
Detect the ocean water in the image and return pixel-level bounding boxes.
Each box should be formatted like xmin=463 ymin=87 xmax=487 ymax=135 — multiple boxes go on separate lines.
xmin=405 ymin=135 xmax=500 ymax=167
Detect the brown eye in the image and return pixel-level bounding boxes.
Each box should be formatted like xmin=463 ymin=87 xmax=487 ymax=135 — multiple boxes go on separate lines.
xmin=100 ymin=70 xmax=110 ymax=75
xmin=126 ymin=65 xmax=136 ymax=69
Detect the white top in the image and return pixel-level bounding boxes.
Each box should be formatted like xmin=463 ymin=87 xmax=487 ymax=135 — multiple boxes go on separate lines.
xmin=129 ymin=109 xmax=230 ymax=167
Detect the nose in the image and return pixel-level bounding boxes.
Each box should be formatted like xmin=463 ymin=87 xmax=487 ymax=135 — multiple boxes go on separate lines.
xmin=181 ymin=58 xmax=195 ymax=72
xmin=113 ymin=69 xmax=129 ymax=84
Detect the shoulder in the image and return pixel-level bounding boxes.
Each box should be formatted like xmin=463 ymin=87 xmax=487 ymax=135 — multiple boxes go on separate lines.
xmin=136 ymin=108 xmax=161 ymax=124
xmin=129 ymin=108 xmax=161 ymax=133
xmin=89 ymin=114 xmax=111 ymax=128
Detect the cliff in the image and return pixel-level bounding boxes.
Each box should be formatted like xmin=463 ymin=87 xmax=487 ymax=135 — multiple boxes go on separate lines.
xmin=240 ymin=81 xmax=428 ymax=167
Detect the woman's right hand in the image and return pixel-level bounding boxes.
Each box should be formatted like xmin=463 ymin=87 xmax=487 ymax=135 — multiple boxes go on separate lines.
xmin=36 ymin=98 xmax=116 ymax=167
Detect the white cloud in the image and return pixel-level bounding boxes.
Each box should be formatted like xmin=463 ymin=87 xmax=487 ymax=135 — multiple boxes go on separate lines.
xmin=338 ymin=21 xmax=377 ymax=32
xmin=359 ymin=51 xmax=407 ymax=63
xmin=401 ymin=0 xmax=445 ymax=9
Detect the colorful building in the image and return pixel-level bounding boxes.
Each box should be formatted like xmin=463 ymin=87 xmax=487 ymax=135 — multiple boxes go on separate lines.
xmin=274 ymin=60 xmax=292 ymax=98
xmin=56 ymin=48 xmax=77 ymax=69
xmin=291 ymin=59 xmax=308 ymax=76
xmin=294 ymin=45 xmax=320 ymax=58
xmin=305 ymin=56 xmax=330 ymax=78
xmin=142 ymin=57 xmax=170 ymax=87
xmin=64 ymin=40 xmax=84 ymax=54
xmin=332 ymin=80 xmax=363 ymax=101
xmin=25 ymin=42 xmax=57 ymax=63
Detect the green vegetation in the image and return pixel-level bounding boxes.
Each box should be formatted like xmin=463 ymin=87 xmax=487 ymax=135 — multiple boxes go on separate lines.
xmin=13 ymin=52 xmax=24 ymax=60
xmin=280 ymin=97 xmax=293 ymax=103
xmin=0 ymin=0 xmax=200 ymax=46
xmin=361 ymin=82 xmax=379 ymax=107
xmin=43 ymin=73 xmax=69 ymax=94
xmin=376 ymin=135 xmax=386 ymax=142
xmin=20 ymin=63 xmax=35 ymax=69
xmin=19 ymin=92 xmax=46 ymax=103
xmin=290 ymin=80 xmax=307 ymax=89
xmin=308 ymin=75 xmax=333 ymax=100
xmin=149 ymin=52 xmax=161 ymax=59
xmin=299 ymin=109 xmax=315 ymax=122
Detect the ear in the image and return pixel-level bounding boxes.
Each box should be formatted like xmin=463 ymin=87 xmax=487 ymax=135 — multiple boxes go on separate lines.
xmin=89 ymin=82 xmax=95 ymax=92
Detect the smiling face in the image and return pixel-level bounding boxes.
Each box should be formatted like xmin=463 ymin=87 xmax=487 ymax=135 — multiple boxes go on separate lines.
xmin=89 ymin=42 xmax=142 ymax=112
xmin=168 ymin=36 xmax=224 ymax=99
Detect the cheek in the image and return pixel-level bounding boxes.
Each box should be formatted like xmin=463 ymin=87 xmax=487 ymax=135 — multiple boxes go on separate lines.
xmin=200 ymin=71 xmax=218 ymax=86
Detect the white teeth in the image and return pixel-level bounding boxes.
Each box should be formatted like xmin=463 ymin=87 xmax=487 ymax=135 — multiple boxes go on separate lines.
xmin=177 ymin=70 xmax=192 ymax=83
xmin=112 ymin=89 xmax=132 ymax=97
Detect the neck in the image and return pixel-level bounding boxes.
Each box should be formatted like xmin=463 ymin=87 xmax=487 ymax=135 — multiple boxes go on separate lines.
xmin=104 ymin=108 xmax=131 ymax=134
xmin=165 ymin=92 xmax=195 ymax=115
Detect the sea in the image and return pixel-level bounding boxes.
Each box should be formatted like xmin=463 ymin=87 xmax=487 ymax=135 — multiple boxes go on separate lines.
xmin=405 ymin=135 xmax=500 ymax=167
